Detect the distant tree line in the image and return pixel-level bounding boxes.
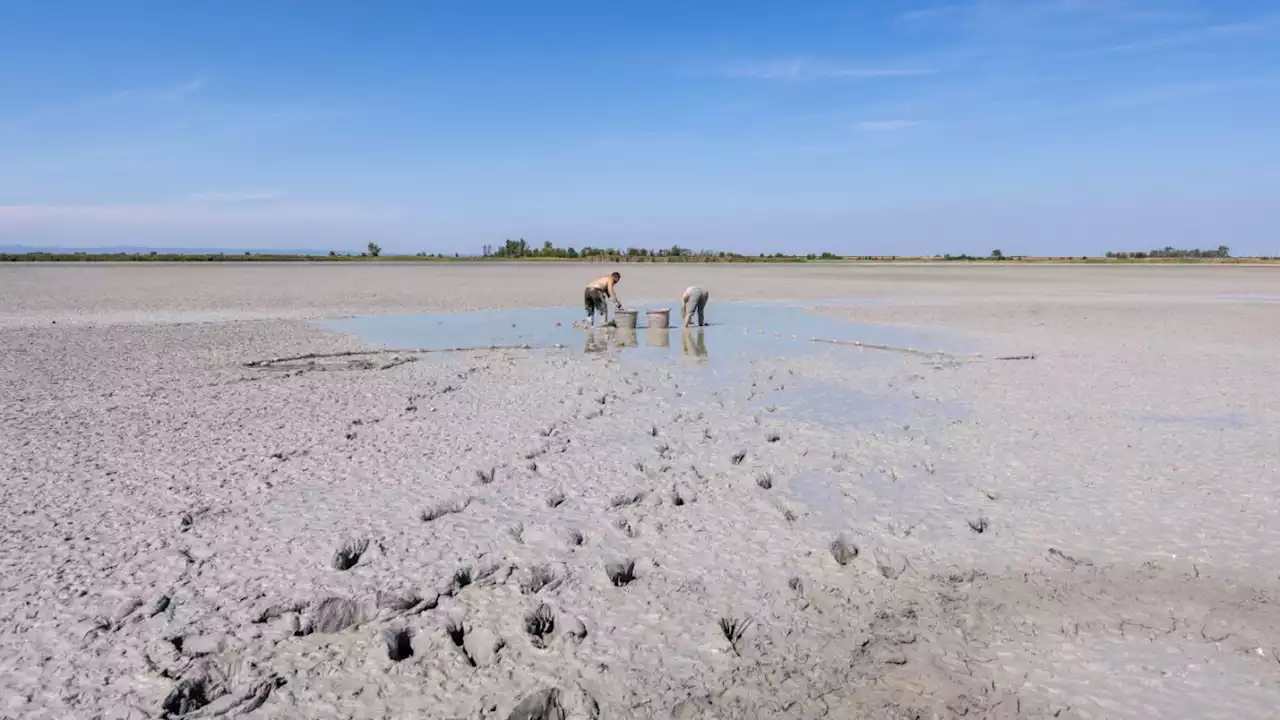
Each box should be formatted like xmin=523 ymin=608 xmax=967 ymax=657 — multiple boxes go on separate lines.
xmin=479 ymin=238 xmax=840 ymax=261
xmin=935 ymin=249 xmax=1023 ymax=261
xmin=7 ymin=242 xmax=1265 ymax=263
xmin=1106 ymin=245 xmax=1230 ymax=259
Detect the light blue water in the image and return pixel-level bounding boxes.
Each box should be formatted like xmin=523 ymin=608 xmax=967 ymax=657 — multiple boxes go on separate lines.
xmin=317 ymin=301 xmax=970 ymax=361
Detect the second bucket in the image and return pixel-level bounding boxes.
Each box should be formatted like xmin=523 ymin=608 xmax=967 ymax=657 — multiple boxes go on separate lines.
xmin=646 ymin=308 xmax=671 ymax=329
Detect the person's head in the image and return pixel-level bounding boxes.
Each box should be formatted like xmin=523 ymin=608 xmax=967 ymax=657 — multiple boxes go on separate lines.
xmin=611 ymin=272 xmax=621 ymax=282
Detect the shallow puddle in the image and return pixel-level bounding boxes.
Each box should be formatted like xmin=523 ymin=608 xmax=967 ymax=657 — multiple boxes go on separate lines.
xmin=317 ymin=301 xmax=974 ymax=433
xmin=318 ymin=300 xmax=969 ymax=361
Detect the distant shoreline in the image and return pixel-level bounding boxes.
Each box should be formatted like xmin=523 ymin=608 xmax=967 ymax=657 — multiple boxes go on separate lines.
xmin=2 ymin=252 xmax=1276 ymax=264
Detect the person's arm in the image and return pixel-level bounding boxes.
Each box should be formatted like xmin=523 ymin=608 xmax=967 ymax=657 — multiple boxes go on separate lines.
xmin=609 ymin=278 xmax=622 ymax=308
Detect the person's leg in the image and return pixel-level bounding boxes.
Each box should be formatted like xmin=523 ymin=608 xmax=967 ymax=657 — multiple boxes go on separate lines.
xmin=584 ymin=287 xmax=597 ymax=326
xmin=684 ymin=287 xmax=700 ymax=327
xmin=594 ymin=289 xmax=609 ymax=324
xmin=695 ymin=289 xmax=709 ymax=326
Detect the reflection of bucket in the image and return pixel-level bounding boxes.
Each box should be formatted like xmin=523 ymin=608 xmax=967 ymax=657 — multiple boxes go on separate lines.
xmin=615 ymin=310 xmax=638 ymax=329
xmin=646 ymin=308 xmax=670 ymax=329
xmin=616 ymin=327 xmax=638 ymax=348
xmin=646 ymin=326 xmax=670 ymax=348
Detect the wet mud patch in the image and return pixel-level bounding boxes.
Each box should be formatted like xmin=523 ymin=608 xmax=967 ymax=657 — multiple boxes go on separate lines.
xmin=789 ymin=465 xmax=974 ymax=545
xmin=1136 ymin=412 xmax=1252 ymax=430
xmin=760 ymin=378 xmax=968 ymax=431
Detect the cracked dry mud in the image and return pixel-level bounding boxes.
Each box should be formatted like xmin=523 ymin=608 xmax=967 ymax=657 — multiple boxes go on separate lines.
xmin=3 ymin=263 xmax=1280 ymax=719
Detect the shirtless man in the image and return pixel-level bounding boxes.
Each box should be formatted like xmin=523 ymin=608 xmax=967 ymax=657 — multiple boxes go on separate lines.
xmin=681 ymin=285 xmax=709 ymax=327
xmin=584 ymin=272 xmax=623 ymax=326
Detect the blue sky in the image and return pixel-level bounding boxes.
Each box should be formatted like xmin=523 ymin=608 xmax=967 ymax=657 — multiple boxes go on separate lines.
xmin=2 ymin=0 xmax=1278 ymax=256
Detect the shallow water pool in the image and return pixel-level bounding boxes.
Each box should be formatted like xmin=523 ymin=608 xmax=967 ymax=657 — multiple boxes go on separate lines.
xmin=317 ymin=300 xmax=970 ymax=364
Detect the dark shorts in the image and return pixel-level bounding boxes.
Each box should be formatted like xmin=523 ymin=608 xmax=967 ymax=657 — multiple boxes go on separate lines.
xmin=687 ymin=286 xmax=709 ymax=311
xmin=584 ymin=286 xmax=608 ymax=316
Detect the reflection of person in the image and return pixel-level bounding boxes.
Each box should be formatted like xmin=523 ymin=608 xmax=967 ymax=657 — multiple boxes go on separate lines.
xmin=584 ymin=272 xmax=623 ymax=326
xmin=680 ymin=285 xmax=709 ymax=327
xmin=583 ymin=328 xmax=607 ymax=354
xmin=681 ymin=327 xmax=708 ymax=359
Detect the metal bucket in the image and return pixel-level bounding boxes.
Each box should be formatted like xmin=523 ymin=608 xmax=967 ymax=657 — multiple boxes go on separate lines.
xmin=614 ymin=309 xmax=638 ymax=329
xmin=646 ymin=308 xmax=670 ymax=329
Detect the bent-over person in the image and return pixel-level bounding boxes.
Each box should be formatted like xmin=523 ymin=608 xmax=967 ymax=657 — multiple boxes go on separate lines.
xmin=681 ymin=285 xmax=709 ymax=327
xmin=584 ymin=272 xmax=623 ymax=326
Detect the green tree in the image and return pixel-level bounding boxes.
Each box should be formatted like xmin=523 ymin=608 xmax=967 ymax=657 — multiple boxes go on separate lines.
xmin=367 ymin=242 xmax=382 ymax=257
xmin=990 ymin=249 xmax=1004 ymax=260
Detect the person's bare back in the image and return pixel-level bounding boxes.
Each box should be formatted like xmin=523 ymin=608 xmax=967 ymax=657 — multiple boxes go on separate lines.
xmin=587 ymin=273 xmax=618 ymax=294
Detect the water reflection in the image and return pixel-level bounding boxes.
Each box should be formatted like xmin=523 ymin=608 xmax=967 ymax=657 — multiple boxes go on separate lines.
xmin=583 ymin=326 xmax=706 ymax=358
xmin=681 ymin=327 xmax=707 ymax=360
xmin=584 ymin=328 xmax=616 ymax=353
xmin=646 ymin=326 xmax=670 ymax=349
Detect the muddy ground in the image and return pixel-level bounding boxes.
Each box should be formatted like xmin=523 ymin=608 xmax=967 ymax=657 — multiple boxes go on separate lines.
xmin=2 ymin=263 xmax=1278 ymax=719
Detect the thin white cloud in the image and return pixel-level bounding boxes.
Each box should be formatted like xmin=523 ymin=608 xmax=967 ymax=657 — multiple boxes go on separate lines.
xmin=975 ymin=76 xmax=1278 ymax=126
xmin=187 ymin=190 xmax=284 ymax=204
xmin=1 ymin=76 xmax=209 ymax=129
xmin=898 ymin=0 xmax=1213 ymax=35
xmin=856 ymin=119 xmax=924 ymax=131
xmin=1093 ymin=19 xmax=1277 ymax=54
xmin=717 ymin=58 xmax=935 ymax=80
xmin=84 ymin=76 xmax=209 ymax=109
xmin=162 ymin=77 xmax=209 ymax=99
xmin=896 ymin=4 xmax=971 ymax=24
xmin=1102 ymin=77 xmax=1277 ymax=109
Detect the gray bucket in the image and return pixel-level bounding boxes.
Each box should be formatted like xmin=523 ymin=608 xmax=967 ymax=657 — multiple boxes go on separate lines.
xmin=646 ymin=308 xmax=670 ymax=329
xmin=614 ymin=310 xmax=638 ymax=329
